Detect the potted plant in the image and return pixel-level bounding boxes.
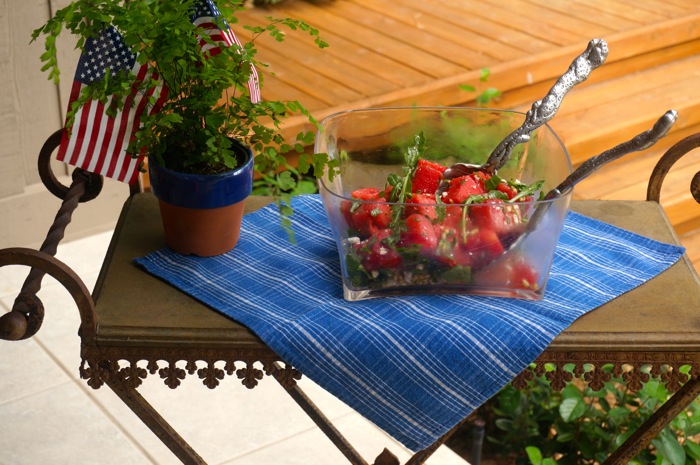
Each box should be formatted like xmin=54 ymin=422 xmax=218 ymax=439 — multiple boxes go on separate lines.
xmin=32 ymin=0 xmax=335 ymax=255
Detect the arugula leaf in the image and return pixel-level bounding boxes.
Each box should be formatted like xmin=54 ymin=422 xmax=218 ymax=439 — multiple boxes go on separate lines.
xmin=509 ymin=179 xmax=545 ymax=202
xmin=464 ymin=191 xmax=509 ymax=205
xmin=385 ymin=173 xmax=401 ymax=200
xmin=388 ymin=132 xmax=426 ymax=225
xmin=484 ymin=173 xmax=503 ymax=191
xmin=441 ymin=265 xmax=472 ymax=284
xmin=345 ymin=253 xmax=370 ymax=287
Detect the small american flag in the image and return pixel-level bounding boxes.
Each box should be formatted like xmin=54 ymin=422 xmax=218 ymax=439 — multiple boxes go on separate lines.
xmin=191 ymin=0 xmax=261 ymax=103
xmin=57 ymin=25 xmax=167 ymax=184
xmin=58 ymin=2 xmax=259 ymax=184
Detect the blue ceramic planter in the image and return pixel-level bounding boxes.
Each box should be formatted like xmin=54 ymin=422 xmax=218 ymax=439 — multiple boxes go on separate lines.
xmin=148 ymin=140 xmax=254 ymax=256
xmin=149 ymin=143 xmax=254 ymax=209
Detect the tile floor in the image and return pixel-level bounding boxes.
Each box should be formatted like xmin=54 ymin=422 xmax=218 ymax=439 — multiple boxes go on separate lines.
xmin=0 ymin=231 xmax=469 ymax=465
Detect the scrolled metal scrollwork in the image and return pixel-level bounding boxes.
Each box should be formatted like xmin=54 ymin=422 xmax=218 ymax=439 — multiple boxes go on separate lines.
xmin=37 ymin=129 xmax=104 ymax=203
xmin=0 ymin=248 xmax=96 ymax=341
xmin=647 ymin=132 xmax=700 ymax=203
xmin=10 ymin=292 xmax=45 ymax=340
xmin=1 ymin=129 xmax=110 ymax=341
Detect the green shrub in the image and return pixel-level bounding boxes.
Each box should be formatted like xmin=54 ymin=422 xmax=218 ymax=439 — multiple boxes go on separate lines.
xmin=474 ymin=365 xmax=700 ymax=465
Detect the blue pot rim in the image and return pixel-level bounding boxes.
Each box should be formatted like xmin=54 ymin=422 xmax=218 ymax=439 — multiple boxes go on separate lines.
xmin=149 ymin=142 xmax=254 ymax=209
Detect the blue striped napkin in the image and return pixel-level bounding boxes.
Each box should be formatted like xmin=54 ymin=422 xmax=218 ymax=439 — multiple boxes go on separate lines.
xmin=135 ymin=194 xmax=685 ymax=452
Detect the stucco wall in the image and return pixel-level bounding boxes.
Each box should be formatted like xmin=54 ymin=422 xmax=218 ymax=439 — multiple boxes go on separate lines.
xmin=1 ymin=0 xmax=128 ymax=250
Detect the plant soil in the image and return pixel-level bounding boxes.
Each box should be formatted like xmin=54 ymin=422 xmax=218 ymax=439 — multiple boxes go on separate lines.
xmin=177 ymin=161 xmax=236 ymax=175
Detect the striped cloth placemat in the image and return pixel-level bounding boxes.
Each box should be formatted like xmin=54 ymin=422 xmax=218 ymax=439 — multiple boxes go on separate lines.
xmin=135 ymin=194 xmax=685 ymax=452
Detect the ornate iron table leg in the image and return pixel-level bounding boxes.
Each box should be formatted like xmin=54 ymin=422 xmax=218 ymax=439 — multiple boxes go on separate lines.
xmin=404 ymin=416 xmax=473 ymax=465
xmin=603 ymin=377 xmax=700 ymax=464
xmin=105 ymin=372 xmax=206 ymax=465
xmin=273 ymin=363 xmax=371 ymax=465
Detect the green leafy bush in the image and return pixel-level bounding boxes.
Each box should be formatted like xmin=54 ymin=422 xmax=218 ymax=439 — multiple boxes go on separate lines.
xmin=474 ymin=365 xmax=700 ymax=465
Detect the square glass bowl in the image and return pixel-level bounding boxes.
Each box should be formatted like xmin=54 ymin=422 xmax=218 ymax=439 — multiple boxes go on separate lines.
xmin=315 ymin=107 xmax=573 ymax=301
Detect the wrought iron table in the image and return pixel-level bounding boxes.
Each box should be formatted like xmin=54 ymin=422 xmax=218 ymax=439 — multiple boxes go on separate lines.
xmin=3 ymin=131 xmax=700 ymax=465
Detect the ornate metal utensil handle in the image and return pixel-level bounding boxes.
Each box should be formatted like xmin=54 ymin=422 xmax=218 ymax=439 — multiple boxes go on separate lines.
xmin=549 ymin=110 xmax=678 ymax=199
xmin=486 ymin=38 xmax=609 ymax=172
xmin=492 ymin=109 xmax=678 ymax=270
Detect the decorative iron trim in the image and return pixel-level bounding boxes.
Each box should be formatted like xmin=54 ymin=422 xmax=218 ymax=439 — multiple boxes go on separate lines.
xmin=511 ymin=351 xmax=700 ymax=392
xmin=80 ymin=345 xmax=300 ymax=391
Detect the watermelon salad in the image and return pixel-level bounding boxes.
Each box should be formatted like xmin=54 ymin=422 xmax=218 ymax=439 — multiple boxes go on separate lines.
xmin=338 ymin=134 xmax=546 ymax=292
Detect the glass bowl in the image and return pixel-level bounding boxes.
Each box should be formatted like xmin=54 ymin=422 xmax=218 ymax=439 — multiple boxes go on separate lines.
xmin=315 ymin=107 xmax=573 ymax=301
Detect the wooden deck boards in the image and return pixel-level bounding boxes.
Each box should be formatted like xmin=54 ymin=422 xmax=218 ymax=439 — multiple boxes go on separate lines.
xmin=238 ymin=2 xmax=700 ymax=147
xmin=236 ymin=0 xmax=700 ymax=269
xmin=238 ymin=1 xmax=700 ymax=115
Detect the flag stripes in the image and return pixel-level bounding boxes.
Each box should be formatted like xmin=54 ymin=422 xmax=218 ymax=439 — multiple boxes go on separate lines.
xmin=56 ymin=0 xmax=258 ymax=184
xmin=56 ymin=26 xmax=167 ymax=184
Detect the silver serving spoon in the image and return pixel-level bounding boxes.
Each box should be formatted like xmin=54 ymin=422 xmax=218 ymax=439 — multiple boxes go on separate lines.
xmin=438 ymin=38 xmax=609 ymax=194
xmin=493 ymin=109 xmax=678 ymax=267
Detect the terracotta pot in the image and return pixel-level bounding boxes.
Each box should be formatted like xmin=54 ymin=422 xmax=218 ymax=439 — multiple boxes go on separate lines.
xmin=148 ymin=141 xmax=254 ymax=256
